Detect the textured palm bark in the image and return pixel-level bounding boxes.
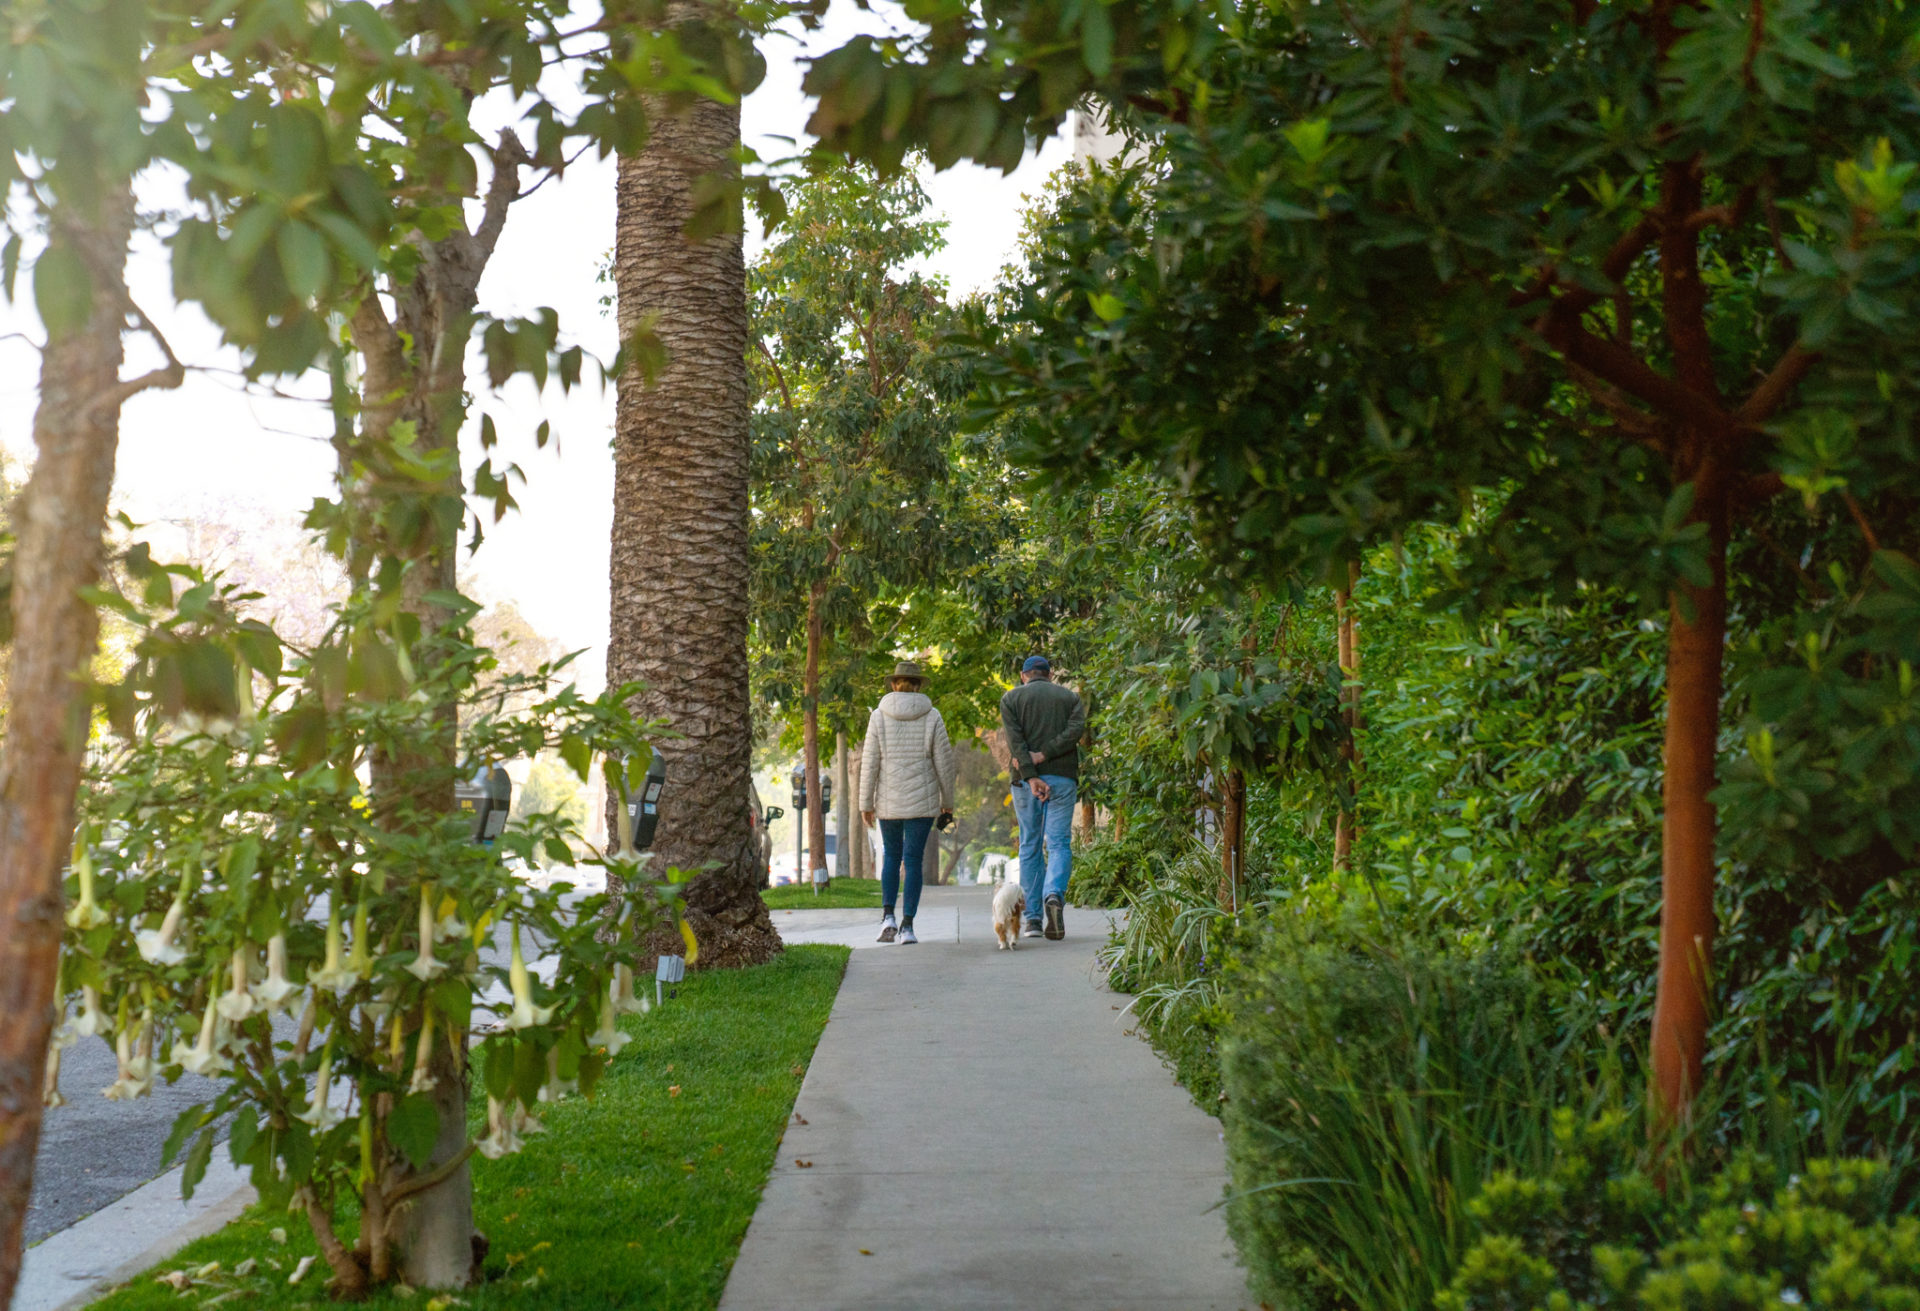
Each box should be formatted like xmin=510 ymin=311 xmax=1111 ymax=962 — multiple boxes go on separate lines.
xmin=834 ymin=731 xmax=851 ymax=880
xmin=802 ymin=587 xmax=828 ymax=882
xmin=848 ymin=743 xmax=870 ymax=880
xmin=0 ymin=190 xmax=146 ymax=1308
xmin=611 ymin=41 xmax=780 ymax=968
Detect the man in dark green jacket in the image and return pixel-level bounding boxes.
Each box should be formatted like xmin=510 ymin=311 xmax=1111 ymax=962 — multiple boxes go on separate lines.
xmin=1001 ymin=655 xmax=1087 ymax=940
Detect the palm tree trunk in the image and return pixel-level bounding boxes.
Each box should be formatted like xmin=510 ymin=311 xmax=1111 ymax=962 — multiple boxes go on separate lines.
xmin=611 ymin=36 xmax=779 ymax=967
xmin=803 ymin=586 xmax=827 ymax=883
xmin=834 ymin=730 xmax=851 ymax=880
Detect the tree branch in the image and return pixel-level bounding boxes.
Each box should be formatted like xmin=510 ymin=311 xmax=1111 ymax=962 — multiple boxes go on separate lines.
xmin=1683 ymin=182 xmax=1759 ymax=233
xmin=1541 ymin=316 xmax=1731 ymax=436
xmin=473 ymin=132 xmax=531 ymax=263
xmin=755 ymin=338 xmax=796 ymax=412
xmin=1735 ymin=343 xmax=1820 ymax=424
xmin=384 ymin=1141 xmax=477 ymax=1205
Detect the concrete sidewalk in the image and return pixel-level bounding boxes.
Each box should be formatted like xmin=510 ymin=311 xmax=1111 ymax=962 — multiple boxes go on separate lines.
xmin=721 ymin=885 xmax=1251 ymax=1311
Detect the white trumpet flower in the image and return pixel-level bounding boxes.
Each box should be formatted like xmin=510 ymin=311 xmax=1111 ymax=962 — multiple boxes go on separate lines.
xmin=65 ymin=849 xmax=109 ymax=931
xmin=44 ymin=1044 xmax=66 ymax=1108
xmin=610 ymin=964 xmax=650 ymax=1017
xmin=505 ymin=923 xmax=552 ymax=1030
xmin=537 ymin=1048 xmax=577 ymax=1104
xmin=103 ymin=1011 xmax=152 ymax=1100
xmin=216 ymin=947 xmax=257 ymax=1023
xmin=295 ymin=1041 xmax=344 ymax=1131
xmin=476 ymin=1095 xmax=524 ymax=1160
xmin=407 ymin=1006 xmax=437 ymax=1095
xmin=591 ymin=987 xmax=632 ymax=1057
xmin=251 ymin=934 xmax=301 ymax=1013
xmin=309 ymin=898 xmax=356 ymax=996
xmin=71 ymin=986 xmax=110 ymax=1039
xmin=135 ymin=896 xmax=188 ymax=967
xmin=346 ymin=897 xmax=373 ymax=981
xmin=406 ymin=885 xmax=446 ymax=982
xmin=171 ymin=997 xmax=231 ymax=1077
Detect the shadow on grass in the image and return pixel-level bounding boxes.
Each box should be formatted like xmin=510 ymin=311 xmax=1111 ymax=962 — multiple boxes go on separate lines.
xmin=85 ymin=944 xmax=851 ymax=1311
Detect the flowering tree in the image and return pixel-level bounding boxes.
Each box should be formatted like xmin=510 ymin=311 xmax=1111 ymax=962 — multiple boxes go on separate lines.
xmin=58 ymin=561 xmax=687 ymax=1297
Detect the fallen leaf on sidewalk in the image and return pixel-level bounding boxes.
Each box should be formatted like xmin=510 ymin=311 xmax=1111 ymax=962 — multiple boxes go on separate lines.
xmin=795 ymin=1159 xmax=813 ymax=1168
xmin=859 ymin=1249 xmax=873 ymax=1256
xmin=793 ymin=1112 xmax=808 ymax=1124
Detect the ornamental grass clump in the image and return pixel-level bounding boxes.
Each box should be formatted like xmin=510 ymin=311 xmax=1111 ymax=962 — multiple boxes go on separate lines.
xmin=1220 ymin=925 xmax=1589 ymax=1311
xmin=49 ymin=568 xmax=689 ymax=1299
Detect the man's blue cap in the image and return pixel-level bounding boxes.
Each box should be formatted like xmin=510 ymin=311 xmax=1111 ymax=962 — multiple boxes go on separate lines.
xmin=1022 ymin=655 xmax=1051 ymax=673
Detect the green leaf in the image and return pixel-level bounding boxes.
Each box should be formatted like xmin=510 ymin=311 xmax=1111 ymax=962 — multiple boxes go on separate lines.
xmin=33 ymin=242 xmax=94 ymax=340
xmin=1081 ymin=2 xmax=1115 ymax=78
xmin=432 ymin=976 xmax=472 ymax=1035
xmin=483 ymin=1038 xmax=514 ymax=1101
xmin=387 ymin=1094 xmax=441 ymax=1169
xmin=180 ymin=1128 xmax=216 ymax=1201
xmin=560 ymin=733 xmax=592 ymax=782
xmin=1088 ymin=291 xmax=1125 ymax=322
xmin=163 ymin=1102 xmax=210 ymax=1167
xmin=229 ymin=1105 xmax=260 ymax=1167
xmin=277 ymin=221 xmax=330 ymax=301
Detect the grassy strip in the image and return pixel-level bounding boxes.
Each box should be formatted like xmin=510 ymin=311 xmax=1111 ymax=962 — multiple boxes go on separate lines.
xmin=87 ymin=945 xmax=850 ymax=1311
xmin=760 ymin=878 xmax=882 ymax=910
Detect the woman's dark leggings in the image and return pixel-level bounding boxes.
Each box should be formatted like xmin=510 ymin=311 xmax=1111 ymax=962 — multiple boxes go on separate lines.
xmin=878 ymin=816 xmax=935 ymax=919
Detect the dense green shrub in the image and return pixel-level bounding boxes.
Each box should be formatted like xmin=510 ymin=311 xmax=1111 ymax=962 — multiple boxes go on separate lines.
xmin=1440 ymin=1112 xmax=1919 ymax=1311
xmin=1220 ymin=927 xmax=1586 ymax=1311
xmin=1071 ymin=826 xmax=1176 ymax=909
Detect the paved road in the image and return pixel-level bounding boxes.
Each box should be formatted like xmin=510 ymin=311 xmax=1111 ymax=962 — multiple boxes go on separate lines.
xmin=722 ymin=884 xmax=1252 ymax=1311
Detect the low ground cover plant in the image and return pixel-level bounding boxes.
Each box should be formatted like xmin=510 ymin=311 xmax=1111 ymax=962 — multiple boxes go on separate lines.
xmin=85 ymin=945 xmax=850 ymax=1311
xmin=1439 ymin=1115 xmax=1920 ymax=1311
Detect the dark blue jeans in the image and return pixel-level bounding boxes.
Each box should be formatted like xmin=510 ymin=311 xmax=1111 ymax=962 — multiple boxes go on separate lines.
xmin=878 ymin=816 xmax=935 ymax=919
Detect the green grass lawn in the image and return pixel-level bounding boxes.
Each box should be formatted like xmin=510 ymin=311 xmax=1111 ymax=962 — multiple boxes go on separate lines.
xmin=86 ymin=945 xmax=850 ymax=1311
xmin=760 ymin=877 xmax=883 ymax=910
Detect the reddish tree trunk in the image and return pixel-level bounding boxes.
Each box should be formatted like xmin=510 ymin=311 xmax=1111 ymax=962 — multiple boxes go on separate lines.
xmin=1333 ymin=563 xmax=1362 ymax=872
xmin=1650 ymin=469 xmax=1730 ymax=1127
xmin=0 ymin=192 xmax=138 ymax=1307
xmin=1219 ymin=767 xmax=1247 ymax=911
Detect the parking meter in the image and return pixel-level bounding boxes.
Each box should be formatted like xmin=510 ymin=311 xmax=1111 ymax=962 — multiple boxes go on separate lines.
xmin=788 ymin=764 xmax=806 ymax=811
xmin=455 ymin=764 xmax=513 ymax=846
xmin=626 ymin=753 xmax=668 ymax=851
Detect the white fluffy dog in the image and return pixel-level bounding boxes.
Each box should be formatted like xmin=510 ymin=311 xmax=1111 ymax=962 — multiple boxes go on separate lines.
xmin=991 ymin=878 xmax=1025 ymax=950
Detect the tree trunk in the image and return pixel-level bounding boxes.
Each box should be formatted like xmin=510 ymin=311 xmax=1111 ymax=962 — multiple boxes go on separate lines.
xmin=345 ymin=139 xmax=526 ymax=1290
xmin=1219 ymin=767 xmax=1246 ymax=912
xmin=1333 ymin=562 xmax=1362 ymax=872
xmin=834 ymin=730 xmax=851 ymax=881
xmin=803 ymin=587 xmax=827 ymax=883
xmin=1649 ymin=469 xmax=1730 ymax=1128
xmin=0 ymin=189 xmax=139 ymax=1308
xmin=848 ymin=743 xmax=870 ymax=880
xmin=1077 ymin=797 xmax=1096 ymax=842
xmin=611 ymin=30 xmax=780 ymax=969
xmin=921 ymin=822 xmax=944 ymax=887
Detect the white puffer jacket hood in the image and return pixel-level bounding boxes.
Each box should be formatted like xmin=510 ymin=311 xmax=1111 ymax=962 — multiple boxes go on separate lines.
xmin=858 ymin=691 xmax=957 ymax=820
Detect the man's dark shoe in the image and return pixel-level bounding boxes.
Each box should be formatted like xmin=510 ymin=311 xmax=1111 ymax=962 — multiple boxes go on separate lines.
xmin=1024 ymin=919 xmax=1046 ymax=940
xmin=1043 ymin=895 xmax=1065 ymax=940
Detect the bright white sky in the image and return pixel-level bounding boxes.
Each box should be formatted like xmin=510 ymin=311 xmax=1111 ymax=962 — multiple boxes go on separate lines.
xmin=0 ymin=11 xmax=1073 ymax=695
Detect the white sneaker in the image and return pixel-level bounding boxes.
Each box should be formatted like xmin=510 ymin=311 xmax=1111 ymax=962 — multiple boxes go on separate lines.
xmin=877 ymin=914 xmax=897 ymax=944
xmin=897 ymin=923 xmax=919 ymax=945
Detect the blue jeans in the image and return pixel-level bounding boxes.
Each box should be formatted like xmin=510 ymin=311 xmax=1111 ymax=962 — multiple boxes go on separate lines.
xmin=1012 ymin=775 xmax=1077 ymax=919
xmin=878 ymin=816 xmax=935 ymax=920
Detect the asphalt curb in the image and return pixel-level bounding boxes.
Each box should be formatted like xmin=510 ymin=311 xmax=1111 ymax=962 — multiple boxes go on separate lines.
xmin=16 ymin=1159 xmax=255 ymax=1311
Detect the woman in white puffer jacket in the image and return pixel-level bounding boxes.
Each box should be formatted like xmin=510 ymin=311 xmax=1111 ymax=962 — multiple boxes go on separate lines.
xmin=858 ymin=661 xmax=956 ymax=944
